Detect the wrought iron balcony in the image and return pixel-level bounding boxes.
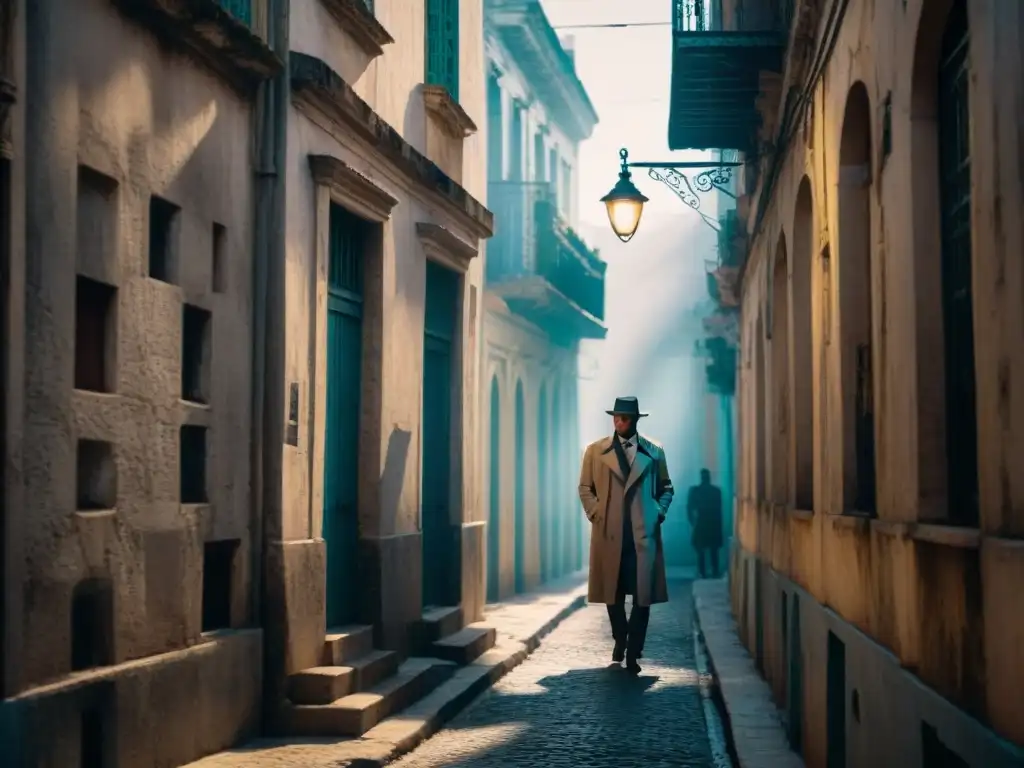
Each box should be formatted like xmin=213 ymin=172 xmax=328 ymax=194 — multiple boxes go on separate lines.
xmin=669 ymin=0 xmax=790 ymax=153
xmin=487 ymin=181 xmax=606 ymax=341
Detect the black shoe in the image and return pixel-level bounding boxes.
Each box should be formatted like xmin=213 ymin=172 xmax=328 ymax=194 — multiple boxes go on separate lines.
xmin=612 ymin=641 xmax=626 ymax=663
xmin=625 ymin=657 xmax=642 ymax=675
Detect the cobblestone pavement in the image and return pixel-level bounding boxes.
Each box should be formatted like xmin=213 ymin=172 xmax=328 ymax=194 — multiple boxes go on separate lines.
xmin=392 ymin=578 xmax=714 ymax=768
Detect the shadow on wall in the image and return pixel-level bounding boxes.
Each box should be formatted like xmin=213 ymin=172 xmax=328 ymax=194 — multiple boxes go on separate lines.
xmin=380 ymin=426 xmax=412 ymax=531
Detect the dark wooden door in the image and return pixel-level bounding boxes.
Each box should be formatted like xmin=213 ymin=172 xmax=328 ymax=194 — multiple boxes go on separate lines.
xmin=827 ymin=631 xmax=847 ymax=768
xmin=323 ymin=204 xmax=365 ymax=628
xmin=787 ymin=594 xmax=804 ymax=754
xmin=421 ymin=261 xmax=459 ymax=607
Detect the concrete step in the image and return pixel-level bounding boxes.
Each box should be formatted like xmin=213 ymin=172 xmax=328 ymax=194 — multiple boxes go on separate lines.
xmin=411 ymin=606 xmax=463 ymax=652
xmin=348 ymin=649 xmax=400 ymax=691
xmin=431 ymin=625 xmax=497 ymax=666
xmin=287 ymin=666 xmax=355 ymax=705
xmin=322 ymin=625 xmax=374 ymax=666
xmin=285 ymin=658 xmax=457 ymax=737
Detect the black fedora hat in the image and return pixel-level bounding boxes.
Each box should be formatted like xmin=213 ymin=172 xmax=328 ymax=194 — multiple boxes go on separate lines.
xmin=606 ymin=396 xmax=648 ymax=418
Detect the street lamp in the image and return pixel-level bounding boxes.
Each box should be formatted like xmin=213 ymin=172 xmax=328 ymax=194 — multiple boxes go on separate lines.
xmin=601 ymin=147 xmax=744 ymax=238
xmin=601 ymin=148 xmax=648 ymax=243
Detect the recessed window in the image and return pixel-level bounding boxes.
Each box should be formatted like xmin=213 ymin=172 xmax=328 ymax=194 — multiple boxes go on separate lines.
xmin=212 ymin=222 xmax=226 ymax=293
xmin=202 ymin=539 xmax=239 ymax=632
xmin=75 ymin=276 xmax=116 ymax=393
xmin=71 ymin=578 xmax=114 ymax=671
xmin=76 ymin=439 xmax=115 ymax=511
xmin=148 ymin=195 xmax=179 ymax=283
xmin=76 ymin=165 xmax=118 ymax=278
xmin=180 ymin=425 xmax=207 ymax=504
xmin=181 ymin=304 xmax=211 ymax=404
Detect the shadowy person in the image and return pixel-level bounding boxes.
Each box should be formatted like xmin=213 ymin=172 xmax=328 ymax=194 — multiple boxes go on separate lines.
xmin=687 ymin=468 xmax=723 ymax=578
xmin=578 ymin=396 xmax=675 ymax=675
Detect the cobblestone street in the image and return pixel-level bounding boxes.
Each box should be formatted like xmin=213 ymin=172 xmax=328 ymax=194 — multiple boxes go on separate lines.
xmin=392 ymin=578 xmax=714 ymax=768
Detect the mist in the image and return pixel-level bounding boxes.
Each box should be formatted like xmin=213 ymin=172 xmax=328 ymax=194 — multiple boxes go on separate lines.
xmin=576 ymin=214 xmax=719 ymax=567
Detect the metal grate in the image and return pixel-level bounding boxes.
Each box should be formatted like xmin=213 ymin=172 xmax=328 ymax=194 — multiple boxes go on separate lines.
xmin=426 ymin=0 xmax=460 ymax=100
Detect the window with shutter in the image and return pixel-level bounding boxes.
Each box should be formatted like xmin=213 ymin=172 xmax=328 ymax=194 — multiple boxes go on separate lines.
xmin=425 ymin=0 xmax=460 ymax=100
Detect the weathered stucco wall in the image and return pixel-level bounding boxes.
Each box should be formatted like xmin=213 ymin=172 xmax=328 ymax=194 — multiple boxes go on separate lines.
xmin=482 ymin=297 xmax=585 ymax=598
xmin=731 ymin=0 xmax=1024 ymax=762
xmin=3 ymin=0 xmax=263 ymax=765
xmin=275 ymin=0 xmax=490 ymax=671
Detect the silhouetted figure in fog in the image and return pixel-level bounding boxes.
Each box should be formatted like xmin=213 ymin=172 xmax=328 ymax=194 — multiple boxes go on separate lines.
xmin=687 ymin=468 xmax=723 ymax=578
xmin=578 ymin=397 xmax=674 ymax=675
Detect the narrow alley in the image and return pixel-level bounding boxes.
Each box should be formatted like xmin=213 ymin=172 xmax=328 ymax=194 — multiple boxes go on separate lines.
xmin=392 ymin=577 xmax=716 ymax=768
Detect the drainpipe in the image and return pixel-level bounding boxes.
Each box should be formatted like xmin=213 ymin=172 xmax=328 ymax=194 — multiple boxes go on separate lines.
xmin=251 ymin=0 xmax=288 ymax=732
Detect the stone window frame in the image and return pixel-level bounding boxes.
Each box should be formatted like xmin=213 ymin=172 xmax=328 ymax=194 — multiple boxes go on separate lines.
xmin=307 ymin=154 xmax=397 ymax=540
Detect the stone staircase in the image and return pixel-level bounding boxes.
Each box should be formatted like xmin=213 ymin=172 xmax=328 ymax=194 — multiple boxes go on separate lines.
xmin=411 ymin=606 xmax=497 ymax=665
xmin=283 ymin=610 xmax=496 ymax=737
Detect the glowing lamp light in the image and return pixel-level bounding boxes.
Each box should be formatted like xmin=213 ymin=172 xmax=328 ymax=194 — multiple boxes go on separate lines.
xmin=601 ymin=148 xmax=648 ymax=243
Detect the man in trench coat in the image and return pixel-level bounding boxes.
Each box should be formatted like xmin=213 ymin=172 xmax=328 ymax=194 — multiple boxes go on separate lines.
xmin=578 ymin=396 xmax=674 ymax=674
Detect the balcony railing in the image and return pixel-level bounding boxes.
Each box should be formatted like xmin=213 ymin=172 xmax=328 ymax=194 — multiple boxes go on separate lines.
xmin=487 ymin=181 xmax=606 ymax=334
xmin=668 ymin=0 xmax=789 ymax=152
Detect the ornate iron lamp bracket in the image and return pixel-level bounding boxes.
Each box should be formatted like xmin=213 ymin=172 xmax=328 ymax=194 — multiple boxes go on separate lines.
xmin=623 ymin=149 xmax=743 ymax=232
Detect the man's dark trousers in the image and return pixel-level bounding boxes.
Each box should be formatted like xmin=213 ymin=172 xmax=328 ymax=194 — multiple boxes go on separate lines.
xmin=606 ymin=440 xmax=650 ymax=659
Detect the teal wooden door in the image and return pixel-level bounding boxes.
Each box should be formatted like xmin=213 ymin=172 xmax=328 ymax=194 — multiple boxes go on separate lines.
xmin=487 ymin=377 xmax=501 ymax=601
xmin=421 ymin=261 xmax=459 ymax=607
xmin=324 ymin=204 xmax=365 ymax=627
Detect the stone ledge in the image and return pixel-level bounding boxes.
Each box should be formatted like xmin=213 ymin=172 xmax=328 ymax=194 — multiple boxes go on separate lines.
xmin=290 ymin=52 xmax=494 ymax=240
xmin=693 ymin=579 xmax=805 ymax=768
xmin=110 ymin=0 xmax=282 ymax=95
xmin=318 ymin=0 xmax=394 ymax=57
xmin=422 ymin=84 xmax=478 ymax=139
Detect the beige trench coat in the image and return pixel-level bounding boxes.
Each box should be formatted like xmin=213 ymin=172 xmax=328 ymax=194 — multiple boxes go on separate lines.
xmin=578 ymin=434 xmax=675 ymax=607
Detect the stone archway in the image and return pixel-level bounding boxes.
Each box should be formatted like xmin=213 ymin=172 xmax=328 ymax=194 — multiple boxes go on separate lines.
xmin=910 ymin=0 xmax=977 ymax=525
xmin=792 ymin=178 xmax=814 ymax=511
xmin=838 ymin=81 xmax=877 ymax=515
xmin=487 ymin=375 xmax=501 ymax=601
xmin=770 ymin=234 xmax=790 ymax=507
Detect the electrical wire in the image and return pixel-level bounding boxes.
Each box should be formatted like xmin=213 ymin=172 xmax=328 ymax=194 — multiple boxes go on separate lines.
xmin=551 ymin=21 xmax=671 ymax=29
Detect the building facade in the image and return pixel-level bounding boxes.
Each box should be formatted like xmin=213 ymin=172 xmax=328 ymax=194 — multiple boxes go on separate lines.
xmin=482 ymin=0 xmax=603 ymax=599
xmin=670 ymin=0 xmax=1024 ymax=766
xmin=1 ymin=0 xmax=493 ymax=765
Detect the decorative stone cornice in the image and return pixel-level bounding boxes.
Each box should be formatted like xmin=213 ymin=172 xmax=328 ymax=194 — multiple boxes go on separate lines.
xmin=317 ymin=0 xmax=394 ymax=58
xmin=416 ymin=223 xmax=478 ymax=272
xmin=422 ymin=85 xmax=478 ymax=140
xmin=291 ymin=52 xmax=494 ymax=239
xmin=110 ymin=0 xmax=282 ymax=95
xmin=309 ymin=154 xmax=398 ymax=222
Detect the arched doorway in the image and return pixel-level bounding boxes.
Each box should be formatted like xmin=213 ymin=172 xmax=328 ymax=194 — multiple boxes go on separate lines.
xmin=755 ymin=315 xmax=767 ymax=503
xmin=792 ymin=179 xmax=815 ymax=511
xmin=838 ymin=81 xmax=877 ymax=515
xmin=487 ymin=376 xmax=501 ymax=601
xmin=551 ymin=380 xmax=564 ymax=578
xmin=514 ymin=379 xmax=526 ymax=592
xmin=537 ymin=383 xmax=550 ymax=582
xmin=770 ymin=235 xmax=791 ymax=507
xmin=911 ymin=0 xmax=977 ymax=524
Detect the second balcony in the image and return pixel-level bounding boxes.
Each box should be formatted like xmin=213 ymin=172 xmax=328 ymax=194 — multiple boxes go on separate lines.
xmin=486 ymin=181 xmax=606 ymax=342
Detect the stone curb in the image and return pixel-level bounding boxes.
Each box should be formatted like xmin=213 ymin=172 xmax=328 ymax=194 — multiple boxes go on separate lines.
xmin=692 ymin=579 xmax=804 ymax=768
xmin=348 ymin=588 xmax=588 ymax=766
